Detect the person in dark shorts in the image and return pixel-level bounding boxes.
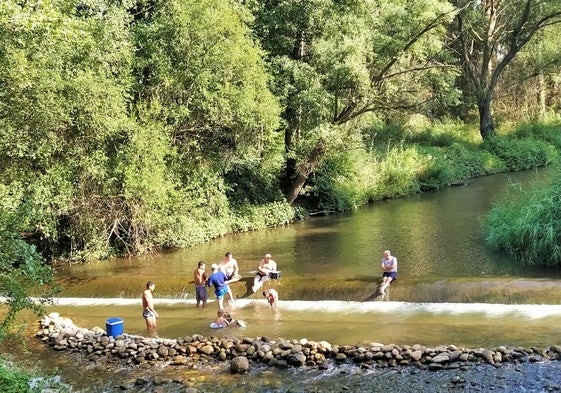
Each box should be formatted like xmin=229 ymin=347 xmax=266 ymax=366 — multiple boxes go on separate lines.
xmin=142 ymin=281 xmax=159 ymax=331
xmin=193 ymin=261 xmax=208 ymax=308
xmin=379 ymin=250 xmax=397 ymax=295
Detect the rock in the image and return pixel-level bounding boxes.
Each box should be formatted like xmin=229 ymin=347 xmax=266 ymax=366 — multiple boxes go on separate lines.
xmin=288 ymin=353 xmax=307 ymax=367
xmin=157 ymin=345 xmax=169 ymax=357
xmin=335 ymin=353 xmax=347 ymax=362
xmin=230 ymin=356 xmax=250 ymax=374
xmin=199 ymin=345 xmax=214 ymax=355
xmin=431 ymin=353 xmax=450 ymax=364
xmin=429 ymin=363 xmax=444 ymax=371
xmin=411 ymin=350 xmax=423 ymax=361
xmin=134 ymin=377 xmax=149 ymax=385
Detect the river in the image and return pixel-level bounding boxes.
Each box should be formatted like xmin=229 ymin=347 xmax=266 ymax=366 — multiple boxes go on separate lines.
xmin=5 ymin=167 xmax=561 ymax=392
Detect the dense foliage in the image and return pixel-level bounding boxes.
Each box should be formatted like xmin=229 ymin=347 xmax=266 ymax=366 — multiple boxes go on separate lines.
xmin=0 ymin=187 xmax=58 ymax=338
xmin=0 ymin=0 xmax=560 ymax=268
xmin=0 ymin=357 xmax=70 ymax=393
xmin=484 ymin=165 xmax=561 ymax=266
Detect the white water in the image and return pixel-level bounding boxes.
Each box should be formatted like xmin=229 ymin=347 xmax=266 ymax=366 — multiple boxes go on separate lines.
xmin=32 ymin=296 xmax=561 ymax=349
xmin=46 ymin=297 xmax=561 ymax=320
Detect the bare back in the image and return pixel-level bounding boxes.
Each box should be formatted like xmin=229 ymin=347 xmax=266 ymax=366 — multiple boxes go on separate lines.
xmin=142 ymin=289 xmax=154 ymax=311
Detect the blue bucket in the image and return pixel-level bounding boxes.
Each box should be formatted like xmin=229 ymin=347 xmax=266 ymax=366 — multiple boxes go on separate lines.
xmin=105 ymin=317 xmax=124 ymax=338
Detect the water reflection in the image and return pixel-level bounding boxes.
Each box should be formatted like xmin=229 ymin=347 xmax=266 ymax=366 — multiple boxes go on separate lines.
xmin=56 ymin=168 xmax=560 ymax=301
xmin=48 ymin=167 xmax=561 ymax=349
xmin=8 ymin=167 xmax=561 ymax=393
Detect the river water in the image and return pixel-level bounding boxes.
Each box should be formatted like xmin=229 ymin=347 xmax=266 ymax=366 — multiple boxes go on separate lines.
xmin=8 ymin=167 xmax=561 ymax=392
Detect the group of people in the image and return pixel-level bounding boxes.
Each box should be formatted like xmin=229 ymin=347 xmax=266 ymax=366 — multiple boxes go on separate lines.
xmin=194 ymin=252 xmax=241 ymax=309
xmin=193 ymin=252 xmax=280 ymax=309
xmin=141 ymin=249 xmax=396 ymax=332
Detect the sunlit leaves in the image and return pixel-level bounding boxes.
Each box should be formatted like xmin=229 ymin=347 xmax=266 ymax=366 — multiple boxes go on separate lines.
xmin=133 ymin=0 xmax=281 ymax=170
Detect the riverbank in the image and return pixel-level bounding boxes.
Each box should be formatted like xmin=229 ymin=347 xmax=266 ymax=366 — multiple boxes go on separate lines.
xmin=34 ymin=313 xmax=561 ymax=392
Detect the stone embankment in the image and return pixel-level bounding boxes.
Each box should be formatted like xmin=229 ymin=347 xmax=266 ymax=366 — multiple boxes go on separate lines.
xmin=37 ymin=313 xmax=561 ymax=374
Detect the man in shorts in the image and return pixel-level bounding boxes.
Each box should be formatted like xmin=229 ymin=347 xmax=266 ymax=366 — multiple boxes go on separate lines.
xmin=142 ymin=281 xmax=159 ymax=331
xmin=193 ymin=261 xmax=208 ymax=308
xmin=379 ymin=250 xmax=397 ymax=295
xmin=207 ymin=264 xmax=234 ymax=309
xmin=252 ymin=253 xmax=277 ymax=293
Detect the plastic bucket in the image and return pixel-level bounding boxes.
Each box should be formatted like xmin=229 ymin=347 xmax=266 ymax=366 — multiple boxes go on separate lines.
xmin=105 ymin=317 xmax=124 ymax=338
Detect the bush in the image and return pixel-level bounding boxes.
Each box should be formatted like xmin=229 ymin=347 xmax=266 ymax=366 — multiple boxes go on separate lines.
xmin=308 ymin=149 xmax=377 ymax=212
xmin=483 ymin=166 xmax=561 ymax=266
xmin=0 ymin=187 xmax=58 ymax=338
xmin=0 ymin=358 xmax=71 ymax=393
xmin=231 ymin=201 xmax=295 ymax=232
xmin=483 ymin=136 xmax=555 ymax=171
xmin=0 ymin=361 xmax=29 ymax=393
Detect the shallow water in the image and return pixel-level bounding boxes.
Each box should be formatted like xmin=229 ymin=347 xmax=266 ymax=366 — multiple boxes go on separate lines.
xmin=42 ymin=297 xmax=561 ymax=349
xmin=54 ymin=168 xmax=561 ymax=299
xmin=8 ymin=167 xmax=561 ymax=392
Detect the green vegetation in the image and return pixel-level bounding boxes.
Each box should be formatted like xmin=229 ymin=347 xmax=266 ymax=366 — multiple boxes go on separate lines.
xmin=0 ymin=357 xmax=70 ymax=393
xmin=0 ymin=1 xmax=560 ymax=333
xmin=0 ymin=194 xmax=58 ymax=340
xmin=1 ymin=0 xmax=559 ymax=265
xmin=484 ymin=165 xmax=561 ymax=266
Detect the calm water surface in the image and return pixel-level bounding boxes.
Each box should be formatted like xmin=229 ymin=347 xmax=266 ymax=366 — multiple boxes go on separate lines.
xmin=55 ymin=167 xmax=561 ymax=297
xmin=44 ymin=167 xmax=561 ymax=348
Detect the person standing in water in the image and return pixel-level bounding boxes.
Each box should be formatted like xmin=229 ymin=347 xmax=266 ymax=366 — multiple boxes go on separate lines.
xmin=193 ymin=261 xmax=208 ymax=308
xmin=379 ymin=250 xmax=397 ymax=295
xmin=142 ymin=281 xmax=159 ymax=331
xmin=207 ymin=263 xmax=234 ymax=309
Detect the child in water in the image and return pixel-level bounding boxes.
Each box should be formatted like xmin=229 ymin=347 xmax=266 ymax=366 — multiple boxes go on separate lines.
xmin=214 ymin=309 xmax=233 ymax=326
xmin=263 ymin=289 xmax=278 ymax=308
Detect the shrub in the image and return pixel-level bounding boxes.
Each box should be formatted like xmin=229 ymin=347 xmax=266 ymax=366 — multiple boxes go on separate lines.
xmin=483 ymin=136 xmax=554 ymax=171
xmin=483 ymin=166 xmax=561 ymax=266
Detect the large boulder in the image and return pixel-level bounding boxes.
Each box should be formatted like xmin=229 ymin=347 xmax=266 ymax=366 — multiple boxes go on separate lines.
xmin=230 ymin=356 xmax=250 ymax=374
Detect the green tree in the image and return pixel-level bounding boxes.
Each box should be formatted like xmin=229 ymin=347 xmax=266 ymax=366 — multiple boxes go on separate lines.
xmin=499 ymin=23 xmax=561 ymax=120
xmin=0 ymin=0 xmax=136 ymax=260
xmin=252 ymin=0 xmax=458 ymax=204
xmin=0 ymin=185 xmax=57 ymax=339
xmin=132 ymin=0 xmax=281 ymax=174
xmin=449 ymin=0 xmax=561 ymax=139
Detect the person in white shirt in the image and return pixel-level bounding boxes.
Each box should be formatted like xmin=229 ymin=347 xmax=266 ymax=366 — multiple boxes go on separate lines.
xmin=252 ymin=253 xmax=277 ymax=293
xmin=379 ymin=250 xmax=397 ymax=295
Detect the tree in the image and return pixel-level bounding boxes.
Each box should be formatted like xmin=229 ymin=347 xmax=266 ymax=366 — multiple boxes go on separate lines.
xmin=0 ymin=0 xmax=136 ymax=260
xmin=252 ymin=0 xmax=458 ymax=204
xmin=449 ymin=0 xmax=561 ymax=139
xmin=0 ymin=186 xmax=57 ymax=339
xmin=132 ymin=0 xmax=281 ymax=174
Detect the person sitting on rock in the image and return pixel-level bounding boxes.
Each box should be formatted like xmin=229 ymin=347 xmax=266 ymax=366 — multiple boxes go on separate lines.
xmin=252 ymin=253 xmax=277 ymax=293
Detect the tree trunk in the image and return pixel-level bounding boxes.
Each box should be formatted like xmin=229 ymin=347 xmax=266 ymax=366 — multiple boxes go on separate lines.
xmin=538 ymin=72 xmax=546 ymax=118
xmin=477 ymin=97 xmax=495 ymax=140
xmin=286 ymin=138 xmax=327 ymax=204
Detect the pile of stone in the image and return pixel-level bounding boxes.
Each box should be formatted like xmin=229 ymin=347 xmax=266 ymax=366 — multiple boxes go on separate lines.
xmin=36 ymin=313 xmax=561 ymax=374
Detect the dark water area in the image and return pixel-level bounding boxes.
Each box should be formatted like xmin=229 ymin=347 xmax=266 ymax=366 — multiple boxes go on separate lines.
xmin=5 ymin=167 xmax=561 ymax=392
